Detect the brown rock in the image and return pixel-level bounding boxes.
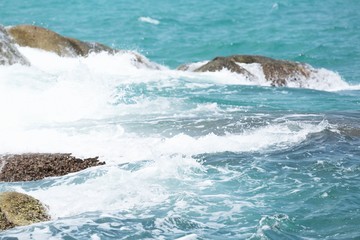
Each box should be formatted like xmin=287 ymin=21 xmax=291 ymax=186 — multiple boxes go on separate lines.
xmin=7 ymin=25 xmax=116 ymax=57
xmin=194 ymin=56 xmax=253 ymax=78
xmin=0 ymin=153 xmax=105 ymax=182
xmin=229 ymin=55 xmax=311 ymax=86
xmin=178 ymin=55 xmax=312 ymax=86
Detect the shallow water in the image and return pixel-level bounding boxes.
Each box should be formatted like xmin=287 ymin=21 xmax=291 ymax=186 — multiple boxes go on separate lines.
xmin=0 ymin=0 xmax=360 ymax=239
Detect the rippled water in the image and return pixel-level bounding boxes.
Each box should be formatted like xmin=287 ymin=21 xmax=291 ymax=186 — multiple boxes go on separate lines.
xmin=0 ymin=0 xmax=360 ymax=239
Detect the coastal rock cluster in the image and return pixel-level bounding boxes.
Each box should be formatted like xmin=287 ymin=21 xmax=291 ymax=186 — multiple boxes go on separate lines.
xmin=0 ymin=153 xmax=104 ymax=231
xmin=0 ymin=153 xmax=105 ymax=182
xmin=1 ymin=23 xmax=320 ymax=86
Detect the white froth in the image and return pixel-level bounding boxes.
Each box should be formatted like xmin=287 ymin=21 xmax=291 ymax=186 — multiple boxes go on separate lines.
xmin=156 ymin=121 xmax=327 ymax=155
xmin=287 ymin=67 xmax=352 ymax=91
xmin=17 ymin=155 xmax=205 ymax=218
xmin=238 ymin=62 xmax=269 ymax=86
xmin=0 ymin=48 xmax=336 ymax=157
xmin=0 ymin=47 xmax=356 ymax=220
xmin=138 ymin=16 xmax=160 ymax=25
xmin=175 ymin=234 xmax=199 ymax=240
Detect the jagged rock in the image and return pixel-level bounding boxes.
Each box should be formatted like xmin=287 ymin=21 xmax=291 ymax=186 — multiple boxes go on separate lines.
xmin=0 ymin=192 xmax=50 ymax=230
xmin=178 ymin=55 xmax=312 ymax=86
xmin=0 ymin=153 xmax=105 ymax=182
xmin=0 ymin=25 xmax=30 ymax=66
xmin=6 ymin=25 xmax=116 ymax=57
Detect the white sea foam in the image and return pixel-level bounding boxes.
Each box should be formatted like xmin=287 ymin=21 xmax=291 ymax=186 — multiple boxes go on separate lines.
xmin=138 ymin=16 xmax=160 ymax=25
xmin=175 ymin=234 xmax=199 ymax=240
xmin=287 ymin=67 xmax=352 ymax=91
xmin=0 ymin=47 xmax=355 ymax=219
xmin=10 ymin=154 xmax=205 ymax=218
xmin=0 ymin=48 xmax=336 ymax=156
xmin=0 ymin=120 xmax=327 ymax=162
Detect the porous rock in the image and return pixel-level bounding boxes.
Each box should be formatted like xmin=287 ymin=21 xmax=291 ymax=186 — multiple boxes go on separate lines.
xmin=0 ymin=25 xmax=30 ymax=65
xmin=0 ymin=191 xmax=50 ymax=230
xmin=0 ymin=153 xmax=105 ymax=182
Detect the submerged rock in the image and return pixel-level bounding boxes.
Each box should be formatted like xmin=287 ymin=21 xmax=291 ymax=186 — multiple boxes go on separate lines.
xmin=178 ymin=55 xmax=312 ymax=86
xmin=0 ymin=25 xmax=30 ymax=66
xmin=0 ymin=153 xmax=105 ymax=182
xmin=0 ymin=192 xmax=50 ymax=231
xmin=6 ymin=25 xmax=116 ymax=57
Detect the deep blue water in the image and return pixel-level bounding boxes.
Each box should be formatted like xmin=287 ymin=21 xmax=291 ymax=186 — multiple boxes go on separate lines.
xmin=0 ymin=0 xmax=360 ymax=239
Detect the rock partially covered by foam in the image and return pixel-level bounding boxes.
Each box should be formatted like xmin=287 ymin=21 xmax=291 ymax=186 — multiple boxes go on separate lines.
xmin=178 ymin=55 xmax=312 ymax=86
xmin=0 ymin=192 xmax=50 ymax=231
xmin=6 ymin=25 xmax=116 ymax=57
xmin=0 ymin=153 xmax=105 ymax=182
xmin=0 ymin=25 xmax=30 ymax=66
xmin=5 ymin=24 xmax=161 ymax=69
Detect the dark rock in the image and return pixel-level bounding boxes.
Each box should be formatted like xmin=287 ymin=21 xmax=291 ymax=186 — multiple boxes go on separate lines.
xmin=0 ymin=153 xmax=105 ymax=182
xmin=229 ymin=55 xmax=311 ymax=86
xmin=0 ymin=192 xmax=50 ymax=230
xmin=194 ymin=56 xmax=252 ymax=76
xmin=178 ymin=55 xmax=312 ymax=86
xmin=6 ymin=25 xmax=116 ymax=57
xmin=0 ymin=25 xmax=30 ymax=66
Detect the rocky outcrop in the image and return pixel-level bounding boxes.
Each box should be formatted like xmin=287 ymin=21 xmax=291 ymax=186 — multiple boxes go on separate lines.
xmin=0 ymin=153 xmax=105 ymax=182
xmin=5 ymin=24 xmax=161 ymax=69
xmin=0 ymin=25 xmax=30 ymax=66
xmin=178 ymin=55 xmax=312 ymax=86
xmin=0 ymin=192 xmax=50 ymax=230
xmin=6 ymin=25 xmax=116 ymax=57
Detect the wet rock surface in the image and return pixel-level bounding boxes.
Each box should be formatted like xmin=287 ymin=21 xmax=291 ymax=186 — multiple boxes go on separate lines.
xmin=0 ymin=192 xmax=50 ymax=231
xmin=179 ymin=55 xmax=312 ymax=86
xmin=7 ymin=25 xmax=116 ymax=57
xmin=4 ymin=24 xmax=161 ymax=69
xmin=194 ymin=56 xmax=253 ymax=77
xmin=0 ymin=153 xmax=105 ymax=182
xmin=0 ymin=25 xmax=30 ymax=66
xmin=230 ymin=55 xmax=311 ymax=86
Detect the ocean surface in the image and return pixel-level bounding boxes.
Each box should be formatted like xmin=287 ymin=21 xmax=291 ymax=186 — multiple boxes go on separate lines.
xmin=1 ymin=0 xmax=360 ymax=239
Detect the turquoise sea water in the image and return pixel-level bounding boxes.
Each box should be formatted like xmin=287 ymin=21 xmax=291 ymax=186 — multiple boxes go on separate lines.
xmin=1 ymin=0 xmax=360 ymax=239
